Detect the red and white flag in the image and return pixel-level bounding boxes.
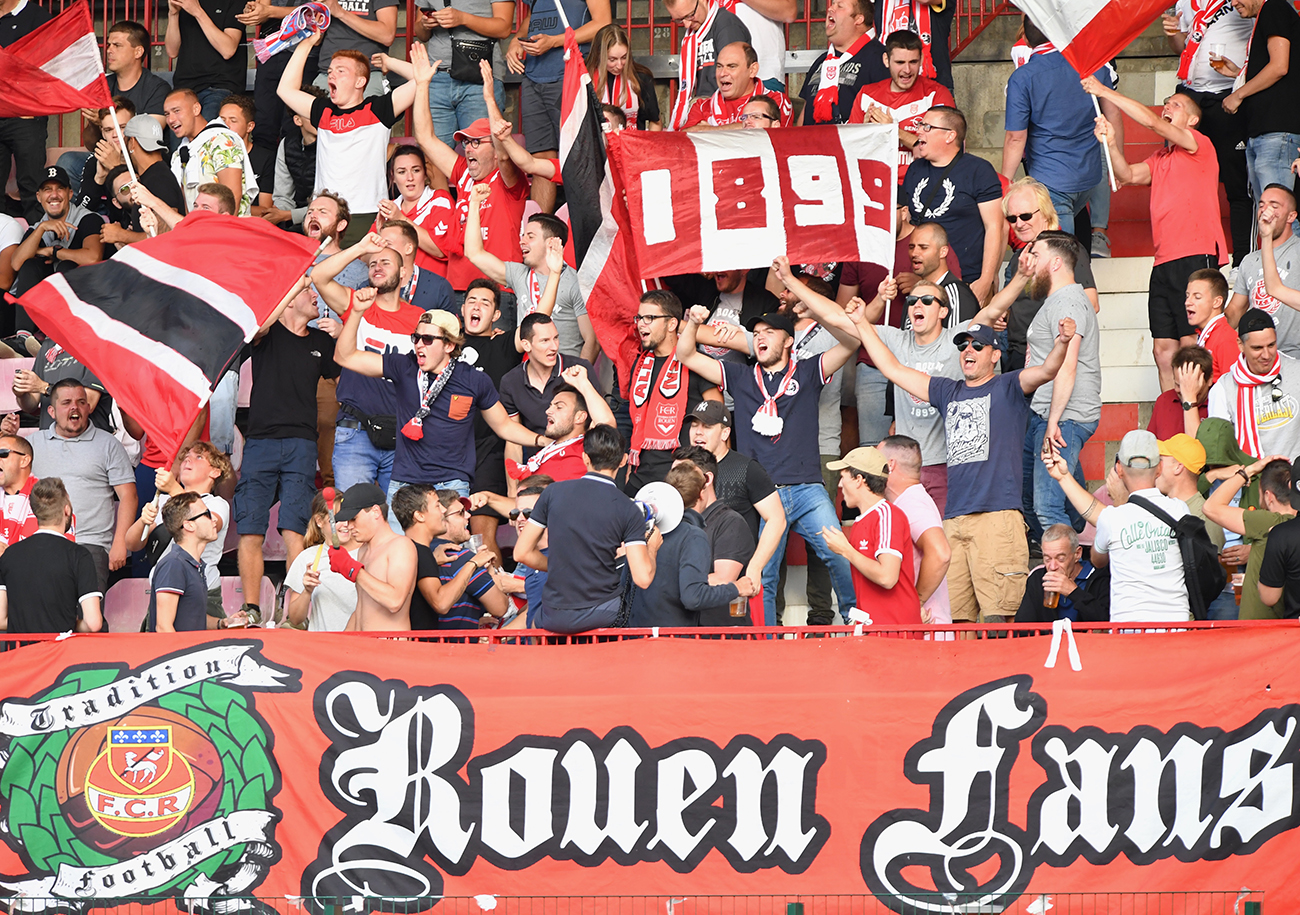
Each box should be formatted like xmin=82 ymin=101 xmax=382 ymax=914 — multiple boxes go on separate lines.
xmin=0 ymin=1 xmax=112 ymax=117
xmin=8 ymin=212 xmax=318 ymax=464
xmin=1010 ymin=0 xmax=1171 ymax=77
xmin=612 ymin=124 xmax=897 ymax=278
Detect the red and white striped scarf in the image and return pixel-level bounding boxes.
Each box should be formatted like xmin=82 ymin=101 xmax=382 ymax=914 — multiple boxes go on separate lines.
xmin=1197 ymin=312 xmax=1227 ymax=347
xmin=671 ymin=2 xmax=725 ymax=130
xmin=813 ymin=31 xmax=874 ymax=123
xmin=1011 ymin=39 xmax=1055 ymax=69
xmin=880 ymin=0 xmax=935 ymax=79
xmin=603 ymin=74 xmax=639 ymax=123
xmin=1230 ymin=353 xmax=1281 ymax=456
xmin=1178 ymin=0 xmax=1232 ymax=81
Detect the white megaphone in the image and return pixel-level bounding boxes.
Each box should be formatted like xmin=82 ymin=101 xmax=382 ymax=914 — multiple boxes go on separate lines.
xmin=634 ymin=481 xmax=684 ymax=536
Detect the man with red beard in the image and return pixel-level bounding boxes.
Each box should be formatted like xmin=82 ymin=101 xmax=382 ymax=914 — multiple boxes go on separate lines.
xmin=625 ymin=290 xmax=723 ymax=494
xmin=683 ymin=42 xmax=792 ymax=129
xmin=850 ymin=30 xmax=954 ymax=184
xmin=410 ymin=48 xmax=529 ymax=319
xmin=314 ymin=233 xmax=425 ymax=507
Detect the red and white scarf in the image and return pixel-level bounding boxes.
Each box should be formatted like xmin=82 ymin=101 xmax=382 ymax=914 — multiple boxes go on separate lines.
xmin=1230 ymin=353 xmax=1281 ymax=457
xmin=629 ymin=353 xmax=689 ymax=462
xmin=881 ymin=0 xmax=935 ymax=79
xmin=813 ymin=31 xmax=874 ymax=123
xmin=750 ymin=358 xmax=799 ymax=438
xmin=1011 ymin=39 xmax=1055 ymax=69
xmin=1197 ymin=312 xmax=1227 ymax=348
xmin=507 ymin=434 xmax=585 ymax=480
xmin=1178 ymin=0 xmax=1232 ymax=81
xmin=603 ymin=74 xmax=639 ymax=123
xmin=671 ymin=2 xmax=724 ymax=131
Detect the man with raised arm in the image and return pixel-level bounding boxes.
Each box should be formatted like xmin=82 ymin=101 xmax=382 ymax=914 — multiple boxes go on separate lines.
xmin=329 ymin=482 xmax=418 ymax=631
xmin=675 ymin=257 xmax=861 ymax=626
xmin=801 ymin=268 xmax=1076 ymax=626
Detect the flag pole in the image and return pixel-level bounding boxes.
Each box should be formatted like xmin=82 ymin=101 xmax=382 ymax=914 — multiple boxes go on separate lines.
xmin=1092 ymin=95 xmax=1118 ymax=192
xmin=107 ymin=104 xmax=156 ymax=237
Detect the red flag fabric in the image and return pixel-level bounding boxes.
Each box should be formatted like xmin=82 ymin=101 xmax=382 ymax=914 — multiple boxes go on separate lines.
xmin=559 ymin=27 xmax=645 ymax=393
xmin=1011 ymin=0 xmax=1172 ymax=78
xmin=0 ymin=1 xmax=112 ymax=117
xmin=9 ymin=212 xmax=318 ymax=465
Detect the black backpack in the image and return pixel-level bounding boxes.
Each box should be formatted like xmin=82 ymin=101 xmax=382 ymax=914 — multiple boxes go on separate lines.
xmin=1127 ymin=495 xmax=1226 ymax=621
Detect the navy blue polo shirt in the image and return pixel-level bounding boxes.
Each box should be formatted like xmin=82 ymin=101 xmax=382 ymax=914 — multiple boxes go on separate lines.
xmin=721 ymin=357 xmax=828 ymax=486
xmin=383 ymin=351 xmax=501 ymax=484
xmin=147 ymin=548 xmax=208 ymax=632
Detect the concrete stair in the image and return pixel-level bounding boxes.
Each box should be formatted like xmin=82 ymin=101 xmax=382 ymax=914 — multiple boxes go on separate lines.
xmin=1094 ymin=256 xmax=1160 ymax=405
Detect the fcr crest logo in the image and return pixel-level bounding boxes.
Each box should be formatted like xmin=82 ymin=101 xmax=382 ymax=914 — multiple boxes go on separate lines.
xmin=0 ymin=643 xmax=299 ymax=913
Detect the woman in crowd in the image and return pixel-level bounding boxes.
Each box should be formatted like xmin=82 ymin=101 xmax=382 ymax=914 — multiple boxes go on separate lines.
xmin=284 ymin=491 xmax=361 ymax=632
xmin=372 ymin=144 xmax=453 ymax=278
xmin=586 ymin=25 xmax=661 ymax=131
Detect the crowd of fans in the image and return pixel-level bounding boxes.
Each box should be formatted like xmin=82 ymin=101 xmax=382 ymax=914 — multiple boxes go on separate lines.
xmin=3 ymin=0 xmax=1300 ymax=636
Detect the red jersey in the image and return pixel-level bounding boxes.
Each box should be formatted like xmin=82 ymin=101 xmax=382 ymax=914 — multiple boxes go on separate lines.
xmin=0 ymin=475 xmax=75 ymax=546
xmin=683 ymin=84 xmax=794 ymax=128
xmin=1144 ymin=128 xmax=1226 ymax=266
xmin=849 ymin=76 xmax=955 ymax=182
xmin=508 ymin=435 xmax=588 ymax=482
xmin=1197 ymin=313 xmax=1237 ymax=384
xmin=446 ymin=159 xmax=531 ymax=291
xmin=848 ymin=499 xmax=919 ymax=626
xmin=372 ymin=188 xmax=455 ymax=278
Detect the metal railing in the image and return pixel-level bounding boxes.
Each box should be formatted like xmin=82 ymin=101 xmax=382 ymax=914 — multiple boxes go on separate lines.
xmin=0 ymin=893 xmax=1267 ymax=915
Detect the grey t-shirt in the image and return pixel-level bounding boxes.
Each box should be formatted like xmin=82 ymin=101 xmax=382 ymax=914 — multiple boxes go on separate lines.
xmin=877 ymin=323 xmax=966 ymax=466
xmin=424 ymin=0 xmax=507 ymax=83
xmin=32 ymin=427 xmax=136 ymax=552
xmin=319 ymin=0 xmax=401 ymax=64
xmin=505 ymin=261 xmax=588 ymax=359
xmin=1234 ymin=235 xmax=1300 ymax=359
xmin=1026 ymin=283 xmax=1102 ymax=424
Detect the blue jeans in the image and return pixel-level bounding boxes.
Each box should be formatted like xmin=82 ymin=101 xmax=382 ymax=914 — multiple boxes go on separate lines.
xmin=1246 ymin=132 xmax=1300 ymax=206
xmin=387 ymin=477 xmax=470 ymax=533
xmin=428 ymin=72 xmax=506 ymax=150
xmin=333 ymin=425 xmax=394 ymax=494
xmin=209 ymin=370 xmax=238 ymax=453
xmin=56 ymin=151 xmax=91 ymax=196
xmin=1045 ymin=185 xmax=1092 ymax=236
xmin=759 ymin=483 xmax=856 ymax=626
xmin=196 ymin=88 xmax=233 ymax=123
xmin=1023 ymin=414 xmax=1097 ymax=540
xmin=1079 ymin=173 xmax=1110 ymax=231
xmin=854 ymin=363 xmax=893 ymax=447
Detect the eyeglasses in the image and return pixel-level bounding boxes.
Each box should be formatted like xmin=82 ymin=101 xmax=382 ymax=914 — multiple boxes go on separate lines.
xmin=187 ymin=508 xmax=213 ymax=523
xmin=634 ymin=314 xmax=669 ymax=324
xmin=916 ymin=122 xmax=955 ymax=134
xmin=446 ymin=509 xmax=467 ymax=520
xmin=463 ymin=137 xmax=487 ymax=149
xmin=411 ymin=333 xmax=449 ymax=346
xmin=905 ymin=294 xmax=939 ymax=307
xmin=670 ymin=0 xmax=703 ymax=23
xmin=509 ymin=508 xmax=533 ymax=520
xmin=739 ymin=113 xmax=775 ymax=123
xmin=0 ymin=449 xmax=12 ymax=459
xmin=955 ymin=340 xmax=989 ymax=352
xmin=1005 ymin=210 xmax=1040 ymax=225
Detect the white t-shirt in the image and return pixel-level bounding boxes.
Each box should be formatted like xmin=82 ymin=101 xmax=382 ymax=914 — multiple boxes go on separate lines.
xmin=285 ymin=545 xmax=360 ymax=632
xmin=1176 ymin=0 xmax=1254 ymax=94
xmin=0 ymin=213 xmax=22 ymax=250
xmin=891 ymin=482 xmax=951 ymax=623
xmin=735 ymin=2 xmax=786 ymax=84
xmin=148 ymin=493 xmax=229 ymax=591
xmin=1093 ymin=488 xmax=1191 ymax=623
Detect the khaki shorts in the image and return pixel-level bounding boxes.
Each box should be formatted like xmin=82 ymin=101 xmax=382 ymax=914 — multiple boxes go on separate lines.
xmin=944 ymin=510 xmax=1029 ymax=622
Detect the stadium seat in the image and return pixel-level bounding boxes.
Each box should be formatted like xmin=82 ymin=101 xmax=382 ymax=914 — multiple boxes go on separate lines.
xmin=103 ymin=578 xmax=150 ymax=633
xmin=219 ymin=575 xmax=278 ymax=620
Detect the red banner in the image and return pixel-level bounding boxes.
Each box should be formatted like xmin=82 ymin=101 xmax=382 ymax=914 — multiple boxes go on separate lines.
xmin=0 ymin=628 xmax=1297 ymax=911
xmin=612 ymin=125 xmax=897 ymax=279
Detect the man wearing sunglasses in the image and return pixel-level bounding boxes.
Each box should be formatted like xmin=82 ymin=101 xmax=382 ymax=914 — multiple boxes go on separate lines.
xmin=149 ymin=492 xmax=246 ymax=632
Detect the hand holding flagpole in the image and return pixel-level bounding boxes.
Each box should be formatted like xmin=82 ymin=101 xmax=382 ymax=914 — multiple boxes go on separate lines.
xmin=1091 ymin=95 xmax=1118 ymax=192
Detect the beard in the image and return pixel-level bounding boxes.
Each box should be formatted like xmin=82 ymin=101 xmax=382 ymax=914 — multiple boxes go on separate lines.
xmin=375 ymin=272 xmax=402 ymax=295
xmin=546 ymin=417 xmax=574 ymax=440
xmin=1027 ymin=269 xmax=1051 ymax=301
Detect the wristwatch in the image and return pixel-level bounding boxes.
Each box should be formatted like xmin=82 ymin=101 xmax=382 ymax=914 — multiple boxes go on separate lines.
xmin=1180 ymin=400 xmax=1197 ymax=411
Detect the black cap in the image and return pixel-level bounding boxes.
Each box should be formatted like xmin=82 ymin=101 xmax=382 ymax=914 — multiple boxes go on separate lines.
xmin=39 ymin=166 xmax=71 ymax=189
xmin=684 ymin=400 xmax=731 ymax=427
xmin=745 ymin=312 xmax=796 ymax=336
xmin=953 ymin=322 xmax=998 ymax=348
xmin=333 ymin=482 xmax=388 ymax=521
xmin=1238 ymin=308 xmax=1276 ymax=339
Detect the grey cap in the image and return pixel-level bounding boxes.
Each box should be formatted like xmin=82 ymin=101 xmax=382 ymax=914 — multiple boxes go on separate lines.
xmin=123 ymin=115 xmax=165 ymax=152
xmin=1116 ymin=429 xmax=1160 ymax=469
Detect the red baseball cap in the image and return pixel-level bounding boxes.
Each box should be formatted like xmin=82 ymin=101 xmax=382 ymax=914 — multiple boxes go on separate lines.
xmin=453 ymin=118 xmax=492 ymax=143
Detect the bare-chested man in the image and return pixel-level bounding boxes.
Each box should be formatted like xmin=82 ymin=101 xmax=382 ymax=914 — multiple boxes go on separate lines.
xmin=330 ymin=482 xmax=418 ymax=630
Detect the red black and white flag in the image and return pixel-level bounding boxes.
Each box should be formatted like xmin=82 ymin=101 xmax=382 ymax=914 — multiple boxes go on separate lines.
xmin=558 ymin=26 xmax=645 ymax=390
xmin=1010 ymin=0 xmax=1170 ymax=77
xmin=0 ymin=1 xmax=112 ymax=117
xmin=9 ymin=212 xmax=318 ymax=463
xmin=612 ymin=124 xmax=897 ymax=278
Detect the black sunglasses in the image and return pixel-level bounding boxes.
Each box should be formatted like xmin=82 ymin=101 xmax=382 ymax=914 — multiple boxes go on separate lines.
xmin=1005 ymin=210 xmax=1039 ymax=224
xmin=0 ymin=449 xmax=12 ymax=458
xmin=187 ymin=508 xmax=213 ymax=523
xmin=411 ymin=333 xmax=448 ymax=346
xmin=906 ymin=294 xmax=939 ymax=307
xmin=956 ymin=340 xmax=989 ymax=352
xmin=509 ymin=508 xmax=533 ymax=520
